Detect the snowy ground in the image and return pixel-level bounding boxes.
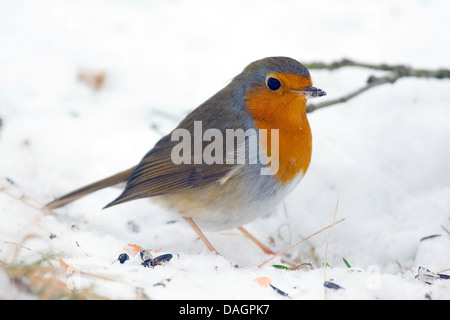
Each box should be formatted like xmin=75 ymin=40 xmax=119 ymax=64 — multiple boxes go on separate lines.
xmin=0 ymin=0 xmax=449 ymax=300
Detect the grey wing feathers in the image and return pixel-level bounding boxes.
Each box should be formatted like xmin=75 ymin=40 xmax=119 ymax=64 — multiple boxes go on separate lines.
xmin=104 ymin=134 xmax=233 ymax=208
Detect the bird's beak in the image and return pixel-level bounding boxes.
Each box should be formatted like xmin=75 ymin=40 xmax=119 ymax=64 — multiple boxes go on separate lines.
xmin=292 ymin=86 xmax=326 ymax=98
xmin=302 ymin=86 xmax=326 ymax=98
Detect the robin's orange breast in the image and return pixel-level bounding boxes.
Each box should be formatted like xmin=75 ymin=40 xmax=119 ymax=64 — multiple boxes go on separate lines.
xmin=245 ymin=73 xmax=313 ymax=184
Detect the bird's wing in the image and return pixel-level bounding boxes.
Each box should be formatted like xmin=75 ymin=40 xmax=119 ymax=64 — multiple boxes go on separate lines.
xmin=105 ymin=85 xmax=251 ymax=207
xmin=105 ymin=132 xmax=234 ymax=207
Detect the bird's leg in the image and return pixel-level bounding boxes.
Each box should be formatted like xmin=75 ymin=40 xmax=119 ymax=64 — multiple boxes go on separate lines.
xmin=182 ymin=217 xmax=220 ymax=255
xmin=237 ymin=226 xmax=275 ymax=255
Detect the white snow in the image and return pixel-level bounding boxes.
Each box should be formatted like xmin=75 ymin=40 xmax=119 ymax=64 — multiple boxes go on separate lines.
xmin=0 ymin=0 xmax=449 ymax=300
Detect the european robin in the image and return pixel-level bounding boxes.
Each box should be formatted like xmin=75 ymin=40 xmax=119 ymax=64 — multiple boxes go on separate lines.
xmin=44 ymin=57 xmax=326 ymax=254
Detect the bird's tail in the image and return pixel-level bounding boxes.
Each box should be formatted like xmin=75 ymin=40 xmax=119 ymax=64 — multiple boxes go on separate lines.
xmin=44 ymin=166 xmax=136 ymax=210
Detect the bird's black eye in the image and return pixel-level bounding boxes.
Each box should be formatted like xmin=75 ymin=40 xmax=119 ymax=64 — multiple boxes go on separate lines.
xmin=267 ymin=77 xmax=281 ymax=91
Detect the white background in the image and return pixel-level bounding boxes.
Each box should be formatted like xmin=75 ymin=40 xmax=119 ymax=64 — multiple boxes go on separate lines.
xmin=0 ymin=0 xmax=449 ymax=299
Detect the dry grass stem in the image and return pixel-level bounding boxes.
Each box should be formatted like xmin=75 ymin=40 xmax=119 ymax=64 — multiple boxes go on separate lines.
xmin=258 ymin=217 xmax=345 ymax=268
xmin=323 ymin=198 xmax=339 ymax=299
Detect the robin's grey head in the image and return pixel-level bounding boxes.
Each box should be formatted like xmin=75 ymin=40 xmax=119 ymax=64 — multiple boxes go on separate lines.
xmin=234 ymin=57 xmax=325 ymax=98
xmin=242 ymin=57 xmax=310 ymax=80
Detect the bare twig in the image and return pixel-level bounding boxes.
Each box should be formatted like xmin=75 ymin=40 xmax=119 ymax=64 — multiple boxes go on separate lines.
xmin=306 ymin=58 xmax=450 ymax=113
xmin=307 ymin=73 xmax=399 ymax=113
xmin=305 ymin=58 xmax=450 ymax=78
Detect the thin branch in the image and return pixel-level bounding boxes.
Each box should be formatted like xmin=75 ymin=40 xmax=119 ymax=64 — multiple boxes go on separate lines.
xmin=307 ymin=73 xmax=399 ymax=113
xmin=305 ymin=58 xmax=450 ymax=113
xmin=305 ymin=58 xmax=450 ymax=78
